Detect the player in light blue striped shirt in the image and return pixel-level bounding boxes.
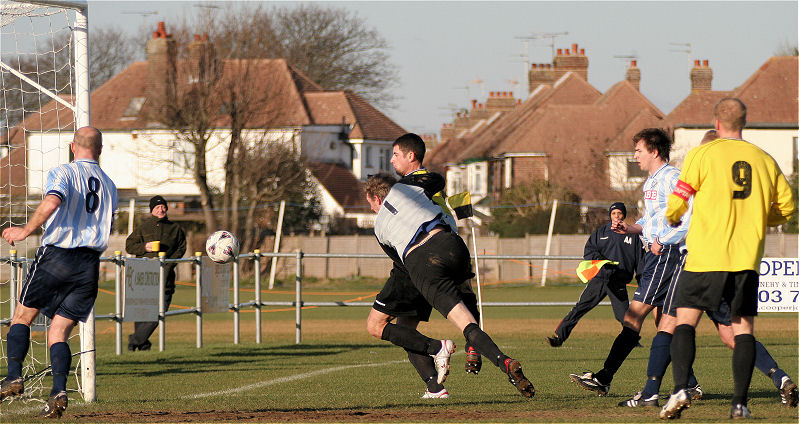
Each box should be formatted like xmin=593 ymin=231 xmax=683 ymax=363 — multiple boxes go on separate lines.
xmin=570 ymin=128 xmax=698 ymax=397
xmin=1 ymin=127 xmax=117 ymax=418
xmin=635 ymin=163 xmax=690 ymax=247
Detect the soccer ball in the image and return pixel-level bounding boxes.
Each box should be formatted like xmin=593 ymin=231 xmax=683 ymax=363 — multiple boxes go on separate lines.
xmin=205 ymin=230 xmax=240 ymax=264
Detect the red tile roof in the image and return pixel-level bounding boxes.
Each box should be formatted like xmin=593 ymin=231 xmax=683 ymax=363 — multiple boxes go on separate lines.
xmin=667 ymin=56 xmax=798 ymax=127
xmin=304 ymin=90 xmax=406 ymax=140
xmin=308 ymin=161 xmax=371 ymax=213
xmin=426 ymin=73 xmax=602 ymax=169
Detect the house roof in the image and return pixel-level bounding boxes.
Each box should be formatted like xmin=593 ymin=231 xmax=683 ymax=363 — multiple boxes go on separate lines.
xmin=13 ymin=57 xmax=403 ymax=140
xmin=304 ymin=90 xmax=406 ymax=141
xmin=667 ymin=56 xmax=798 ymax=127
xmin=308 ymin=161 xmax=371 ymax=213
xmin=426 ymin=73 xmax=603 ymax=170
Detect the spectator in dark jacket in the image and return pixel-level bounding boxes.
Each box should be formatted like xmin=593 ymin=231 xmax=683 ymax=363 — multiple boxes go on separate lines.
xmin=125 ymin=195 xmax=186 ymax=351
xmin=547 ymin=202 xmax=644 ymax=347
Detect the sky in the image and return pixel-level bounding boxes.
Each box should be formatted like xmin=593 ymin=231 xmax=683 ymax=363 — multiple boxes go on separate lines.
xmin=87 ymin=1 xmax=798 ymax=135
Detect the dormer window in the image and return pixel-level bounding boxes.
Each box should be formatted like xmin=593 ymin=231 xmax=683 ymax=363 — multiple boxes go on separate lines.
xmin=121 ymin=97 xmax=146 ymax=120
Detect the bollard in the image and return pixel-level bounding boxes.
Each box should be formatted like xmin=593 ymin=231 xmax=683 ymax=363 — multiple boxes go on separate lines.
xmin=233 ymin=255 xmax=240 ymax=345
xmin=254 ymin=249 xmax=262 ymax=344
xmin=195 ymin=252 xmax=203 ymax=348
xmin=114 ymin=251 xmax=123 ymax=355
xmin=295 ymin=249 xmax=303 ymax=344
xmin=158 ymin=252 xmax=166 ymax=352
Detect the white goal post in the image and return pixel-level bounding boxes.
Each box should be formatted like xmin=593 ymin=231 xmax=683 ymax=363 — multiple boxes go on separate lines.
xmin=1 ymin=0 xmax=94 ymax=402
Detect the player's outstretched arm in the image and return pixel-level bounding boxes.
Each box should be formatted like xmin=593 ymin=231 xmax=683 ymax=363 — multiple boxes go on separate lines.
xmin=2 ymin=194 xmax=61 ymax=245
xmin=767 ymin=174 xmax=796 ymax=226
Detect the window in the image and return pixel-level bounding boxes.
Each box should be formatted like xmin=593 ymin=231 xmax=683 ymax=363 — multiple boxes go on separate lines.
xmin=121 ymin=97 xmax=146 ymax=119
xmin=627 ymin=159 xmax=648 ymax=179
xmin=379 ymin=148 xmax=391 ymax=171
xmin=365 ymin=146 xmax=373 ymax=168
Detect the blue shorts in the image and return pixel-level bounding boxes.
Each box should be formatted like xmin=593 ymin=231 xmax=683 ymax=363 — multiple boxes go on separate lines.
xmin=633 ymin=244 xmax=685 ymax=307
xmin=19 ymin=245 xmax=101 ymax=322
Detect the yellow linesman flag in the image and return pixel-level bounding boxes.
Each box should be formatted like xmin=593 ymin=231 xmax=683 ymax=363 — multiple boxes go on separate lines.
xmin=448 ymin=191 xmax=473 ymax=220
xmin=576 ymin=259 xmax=619 ymax=283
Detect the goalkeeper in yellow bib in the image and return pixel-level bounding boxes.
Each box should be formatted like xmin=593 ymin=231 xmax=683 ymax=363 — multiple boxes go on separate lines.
xmin=658 ymin=98 xmax=796 ymax=420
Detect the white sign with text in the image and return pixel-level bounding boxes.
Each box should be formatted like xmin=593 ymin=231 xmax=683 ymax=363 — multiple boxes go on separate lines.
xmin=123 ymin=259 xmax=160 ymax=322
xmin=201 ymin=257 xmax=231 ymax=313
xmin=758 ymin=257 xmax=799 ymax=313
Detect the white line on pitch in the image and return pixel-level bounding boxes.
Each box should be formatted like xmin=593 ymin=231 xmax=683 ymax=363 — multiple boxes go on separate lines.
xmin=185 ymin=360 xmax=408 ymax=399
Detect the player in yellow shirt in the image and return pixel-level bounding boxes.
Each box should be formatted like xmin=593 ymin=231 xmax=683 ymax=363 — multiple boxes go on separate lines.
xmin=659 ymin=98 xmax=796 ymax=420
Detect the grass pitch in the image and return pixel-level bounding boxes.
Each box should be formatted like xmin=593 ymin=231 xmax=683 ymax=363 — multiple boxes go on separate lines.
xmin=1 ymin=278 xmax=798 ymax=423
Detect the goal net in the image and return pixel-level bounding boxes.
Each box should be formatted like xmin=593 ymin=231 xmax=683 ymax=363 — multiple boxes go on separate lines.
xmin=0 ymin=0 xmax=93 ymax=408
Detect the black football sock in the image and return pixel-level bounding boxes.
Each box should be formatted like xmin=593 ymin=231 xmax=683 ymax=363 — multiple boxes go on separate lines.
xmin=596 ymin=326 xmax=640 ymax=385
xmin=463 ymin=323 xmax=507 ymax=368
xmin=6 ymin=324 xmax=30 ymax=379
xmin=406 ymin=348 xmax=442 ymax=392
xmin=671 ymin=324 xmax=695 ymax=392
xmin=732 ymin=334 xmax=756 ymax=406
xmin=381 ymin=323 xmax=435 ymax=354
xmin=50 ymin=342 xmax=71 ymax=396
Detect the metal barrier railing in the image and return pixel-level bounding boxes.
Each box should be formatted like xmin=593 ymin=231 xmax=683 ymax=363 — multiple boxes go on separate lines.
xmin=2 ymin=250 xmax=584 ymax=354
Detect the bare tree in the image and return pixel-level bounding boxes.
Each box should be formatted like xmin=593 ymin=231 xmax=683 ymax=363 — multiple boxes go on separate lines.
xmin=774 ymin=39 xmax=799 ymax=56
xmin=193 ymin=3 xmax=398 ymax=108
xmin=89 ymin=27 xmax=142 ymax=89
xmin=271 ymin=4 xmax=399 ymax=108
xmin=238 ymin=141 xmax=320 ymax=253
xmin=2 ymin=27 xmax=139 ymax=129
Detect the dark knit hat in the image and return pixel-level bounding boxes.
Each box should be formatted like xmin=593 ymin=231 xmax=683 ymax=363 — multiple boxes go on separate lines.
xmin=609 ymin=202 xmax=626 ymax=219
xmin=149 ymin=195 xmax=168 ymax=212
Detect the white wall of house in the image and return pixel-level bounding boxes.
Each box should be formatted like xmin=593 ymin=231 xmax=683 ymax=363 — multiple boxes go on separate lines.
xmin=353 ymin=140 xmax=393 ymax=179
xmin=25 ymin=132 xmax=70 ymax=195
xmin=607 ymin=152 xmax=645 ymax=191
xmin=27 ymin=127 xmax=326 ymax=198
xmin=673 ymin=128 xmax=798 ymax=175
xmin=299 ymin=125 xmax=350 ymax=166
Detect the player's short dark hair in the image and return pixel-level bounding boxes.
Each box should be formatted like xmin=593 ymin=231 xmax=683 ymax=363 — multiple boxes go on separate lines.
xmin=392 ymin=133 xmax=426 ymax=163
xmin=364 ymin=173 xmax=396 ymax=200
xmin=714 ymin=98 xmax=746 ymax=132
xmin=633 ymin=128 xmax=672 ymax=162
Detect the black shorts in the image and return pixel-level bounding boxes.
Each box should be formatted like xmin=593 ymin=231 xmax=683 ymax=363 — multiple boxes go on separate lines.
xmin=19 ymin=245 xmax=101 ymax=322
xmin=664 ymin=262 xmax=732 ymax=325
xmin=674 ymin=270 xmax=759 ymax=317
xmin=404 ymin=231 xmax=476 ymax=318
xmin=373 ymin=264 xmax=432 ymax=321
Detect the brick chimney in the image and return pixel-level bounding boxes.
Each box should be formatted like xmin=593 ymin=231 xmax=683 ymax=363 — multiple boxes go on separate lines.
xmin=625 ymin=60 xmax=641 ymax=91
xmin=453 ymin=111 xmax=471 ymax=132
xmin=146 ymin=22 xmax=177 ymax=116
xmin=188 ymin=33 xmax=217 ymax=84
xmin=485 ymin=91 xmax=516 ymax=114
xmin=440 ymin=123 xmax=455 ymax=143
xmin=553 ymin=43 xmax=589 ymax=81
xmin=528 ymin=63 xmax=555 ymax=94
xmin=469 ymin=99 xmax=489 ymax=122
xmin=690 ymin=59 xmax=712 ymax=91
